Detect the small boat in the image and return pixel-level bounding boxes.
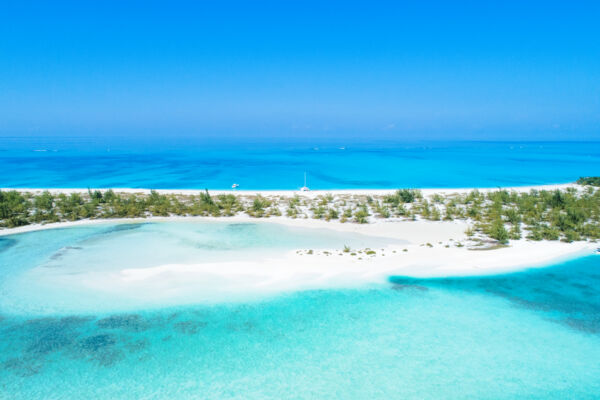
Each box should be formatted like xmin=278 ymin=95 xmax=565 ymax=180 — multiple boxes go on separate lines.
xmin=232 ymin=183 xmax=239 ymax=189
xmin=300 ymin=172 xmax=310 ymax=191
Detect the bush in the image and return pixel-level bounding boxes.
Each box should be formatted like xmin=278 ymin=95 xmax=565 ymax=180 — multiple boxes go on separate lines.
xmin=488 ymin=219 xmax=509 ymax=244
xmin=326 ymin=208 xmax=339 ymax=221
xmin=576 ymin=177 xmax=600 ymax=186
xmin=354 ymin=209 xmax=369 ymax=224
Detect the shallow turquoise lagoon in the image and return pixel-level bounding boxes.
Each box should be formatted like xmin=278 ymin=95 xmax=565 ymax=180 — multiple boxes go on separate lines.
xmin=0 ymin=221 xmax=400 ymax=314
xmin=1 ymin=223 xmax=599 ymax=399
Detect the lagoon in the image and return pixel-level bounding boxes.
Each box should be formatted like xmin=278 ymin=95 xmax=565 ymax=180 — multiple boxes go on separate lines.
xmin=0 ymin=222 xmax=599 ymax=398
xmin=1 ymin=256 xmax=599 ymax=398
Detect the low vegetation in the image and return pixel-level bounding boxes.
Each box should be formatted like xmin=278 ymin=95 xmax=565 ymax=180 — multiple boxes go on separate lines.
xmin=1 ymin=178 xmax=599 ymax=245
xmin=576 ymin=177 xmax=600 ymax=187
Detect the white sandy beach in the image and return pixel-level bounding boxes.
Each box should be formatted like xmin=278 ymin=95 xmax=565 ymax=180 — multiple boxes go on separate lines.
xmin=110 ymin=230 xmax=594 ymax=306
xmin=1 ymin=211 xmax=596 ymax=308
xmin=1 ymin=185 xmax=597 ymax=310
xmin=0 ymin=183 xmax=579 ymax=198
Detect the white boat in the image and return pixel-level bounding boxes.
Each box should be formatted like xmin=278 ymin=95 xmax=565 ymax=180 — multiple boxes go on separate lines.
xmin=300 ymin=172 xmax=310 ymax=191
xmin=232 ymin=183 xmax=239 ymax=189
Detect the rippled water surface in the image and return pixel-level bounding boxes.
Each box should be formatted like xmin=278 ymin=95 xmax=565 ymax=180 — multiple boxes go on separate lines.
xmin=2 ymin=137 xmax=599 ymax=189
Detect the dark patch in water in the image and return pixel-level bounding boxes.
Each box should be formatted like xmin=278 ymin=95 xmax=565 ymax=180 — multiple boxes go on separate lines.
xmin=506 ymin=296 xmax=554 ymax=312
xmin=173 ymin=320 xmax=207 ymax=335
xmin=80 ymin=333 xmax=117 ymax=351
xmin=76 ymin=334 xmax=123 ymax=366
xmin=16 ymin=316 xmax=94 ymax=358
xmin=124 ymin=338 xmax=149 ymax=353
xmin=166 ymin=312 xmax=180 ymax=322
xmin=226 ymin=223 xmax=256 ymax=228
xmin=389 ymin=256 xmax=600 ymax=336
xmin=26 ymin=331 xmax=75 ymax=355
xmin=2 ymin=356 xmax=43 ymax=377
xmin=391 ymin=283 xmax=429 ymax=292
xmin=0 ymin=315 xmax=98 ymax=375
xmin=0 ymin=237 xmax=17 ymax=253
xmin=562 ymin=317 xmax=600 ymax=335
xmin=3 ymin=314 xmax=147 ymax=368
xmin=104 ymin=223 xmax=146 ymax=234
xmin=97 ymin=314 xmax=148 ymax=332
xmin=20 ymin=316 xmax=93 ymax=331
xmin=47 ymin=245 xmax=85 ymax=261
xmin=571 ymin=282 xmax=592 ymax=290
xmin=60 ymin=316 xmax=95 ymax=325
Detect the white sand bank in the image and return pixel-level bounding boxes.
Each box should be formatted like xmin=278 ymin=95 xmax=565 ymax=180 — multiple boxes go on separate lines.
xmin=1 ymin=184 xmax=597 ymax=310
xmin=68 ymin=233 xmax=594 ymax=311
xmin=2 ymin=213 xmax=596 ymax=311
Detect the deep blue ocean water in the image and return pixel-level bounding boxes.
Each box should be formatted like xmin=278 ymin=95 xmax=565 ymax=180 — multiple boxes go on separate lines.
xmin=0 ymin=223 xmax=599 ymax=399
xmin=1 ymin=137 xmax=599 ymax=189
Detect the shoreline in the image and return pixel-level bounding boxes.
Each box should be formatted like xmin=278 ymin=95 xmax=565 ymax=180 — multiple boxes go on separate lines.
xmin=0 ymin=183 xmax=579 ymax=198
xmin=1 ymin=211 xmax=596 ymax=280
xmin=0 ymin=183 xmax=597 ymax=308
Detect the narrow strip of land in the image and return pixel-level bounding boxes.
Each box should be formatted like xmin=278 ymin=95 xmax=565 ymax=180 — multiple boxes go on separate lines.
xmin=1 ymin=183 xmax=598 ymax=284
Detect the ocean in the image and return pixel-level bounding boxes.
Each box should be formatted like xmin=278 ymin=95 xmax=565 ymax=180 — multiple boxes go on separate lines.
xmin=1 ymin=137 xmax=599 ymax=189
xmin=2 ymin=137 xmax=600 ymax=399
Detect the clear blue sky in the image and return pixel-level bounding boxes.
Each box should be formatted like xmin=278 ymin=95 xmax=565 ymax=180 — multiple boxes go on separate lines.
xmin=1 ymin=1 xmax=599 ymax=140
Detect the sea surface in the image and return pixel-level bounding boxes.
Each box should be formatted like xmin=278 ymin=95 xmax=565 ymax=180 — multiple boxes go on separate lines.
xmin=1 ymin=137 xmax=599 ymax=189
xmin=1 ymin=222 xmax=599 ymax=399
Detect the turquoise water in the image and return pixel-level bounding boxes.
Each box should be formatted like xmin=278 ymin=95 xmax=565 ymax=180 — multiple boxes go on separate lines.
xmin=1 ymin=137 xmax=600 ymax=189
xmin=0 ymin=221 xmax=399 ymax=314
xmin=1 ymin=224 xmax=600 ymax=398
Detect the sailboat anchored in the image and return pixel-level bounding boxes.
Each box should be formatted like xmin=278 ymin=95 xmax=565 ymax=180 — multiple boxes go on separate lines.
xmin=300 ymin=172 xmax=310 ymax=191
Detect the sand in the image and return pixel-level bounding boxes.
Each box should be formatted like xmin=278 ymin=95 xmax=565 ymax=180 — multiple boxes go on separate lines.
xmin=0 ymin=183 xmax=579 ymax=198
xmin=0 ymin=185 xmax=596 ymax=306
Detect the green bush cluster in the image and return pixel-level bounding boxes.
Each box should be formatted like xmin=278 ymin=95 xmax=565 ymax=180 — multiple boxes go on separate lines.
xmin=577 ymin=177 xmax=600 ymax=186
xmin=0 ymin=189 xmax=241 ymax=227
xmin=1 ymin=183 xmax=599 ymax=244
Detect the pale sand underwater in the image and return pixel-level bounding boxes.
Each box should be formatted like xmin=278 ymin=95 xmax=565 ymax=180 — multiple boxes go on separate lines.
xmin=0 ymin=212 xmax=594 ymax=313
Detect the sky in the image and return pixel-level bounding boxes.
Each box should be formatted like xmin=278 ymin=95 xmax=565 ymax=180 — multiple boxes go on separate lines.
xmin=0 ymin=1 xmax=599 ymax=140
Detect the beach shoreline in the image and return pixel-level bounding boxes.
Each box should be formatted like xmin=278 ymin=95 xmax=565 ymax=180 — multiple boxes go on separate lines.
xmin=0 ymin=204 xmax=595 ymax=281
xmin=0 ymin=183 xmax=579 ymax=198
xmin=0 ymin=184 xmax=598 ymax=313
